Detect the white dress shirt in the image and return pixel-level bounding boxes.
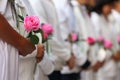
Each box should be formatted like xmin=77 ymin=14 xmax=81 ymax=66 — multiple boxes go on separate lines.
xmin=0 ymin=0 xmax=19 ymax=80
xmin=29 ymin=0 xmax=71 ymax=72
xmin=91 ymin=12 xmax=119 ymax=80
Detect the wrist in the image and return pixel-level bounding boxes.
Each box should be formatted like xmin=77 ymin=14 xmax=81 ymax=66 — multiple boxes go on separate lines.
xmin=19 ymin=38 xmax=36 ymax=55
xmin=36 ymin=54 xmax=44 ymax=63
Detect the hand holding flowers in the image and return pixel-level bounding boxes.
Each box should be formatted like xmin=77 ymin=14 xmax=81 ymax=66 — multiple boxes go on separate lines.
xmin=104 ymin=39 xmax=113 ymax=49
xmin=67 ymin=32 xmax=79 ymax=43
xmin=19 ymin=15 xmax=53 ymax=62
xmin=87 ymin=36 xmax=113 ymax=50
xmin=112 ymin=35 xmax=120 ymax=61
xmin=23 ymin=16 xmax=53 ymax=44
xmin=87 ymin=37 xmax=96 ymax=45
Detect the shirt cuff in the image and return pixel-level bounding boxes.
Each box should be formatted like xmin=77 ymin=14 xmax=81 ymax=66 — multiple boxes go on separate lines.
xmin=38 ymin=53 xmax=54 ymax=75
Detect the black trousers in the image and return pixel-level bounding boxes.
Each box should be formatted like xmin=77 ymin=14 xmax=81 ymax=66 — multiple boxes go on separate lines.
xmin=61 ymin=73 xmax=80 ymax=80
xmin=48 ymin=71 xmax=62 ymax=80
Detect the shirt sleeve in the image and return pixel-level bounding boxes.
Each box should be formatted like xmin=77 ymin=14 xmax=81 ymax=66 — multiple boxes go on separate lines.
xmin=72 ymin=44 xmax=87 ymax=66
xmin=38 ymin=53 xmax=54 ymax=75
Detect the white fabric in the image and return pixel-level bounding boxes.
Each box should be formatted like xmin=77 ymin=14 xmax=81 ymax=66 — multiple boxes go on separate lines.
xmin=70 ymin=1 xmax=98 ymax=80
xmin=15 ymin=0 xmax=38 ymax=80
xmin=34 ymin=53 xmax=54 ymax=80
xmin=112 ymin=10 xmax=120 ymax=26
xmin=0 ymin=1 xmax=19 ymax=80
xmin=34 ymin=66 xmax=49 ymax=80
xmin=91 ymin=12 xmax=119 ymax=80
xmin=53 ymin=0 xmax=89 ymax=74
xmin=71 ymin=0 xmax=98 ymax=65
xmin=16 ymin=0 xmax=54 ymax=80
xmin=29 ymin=0 xmax=71 ymax=71
xmin=111 ymin=10 xmax=120 ymax=80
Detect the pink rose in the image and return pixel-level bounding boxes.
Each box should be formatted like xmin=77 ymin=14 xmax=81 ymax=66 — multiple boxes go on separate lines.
xmin=42 ymin=24 xmax=53 ymax=35
xmin=97 ymin=36 xmax=104 ymax=42
xmin=43 ymin=32 xmax=48 ymax=39
xmin=104 ymin=40 xmax=113 ymax=49
xmin=71 ymin=33 xmax=78 ymax=42
xmin=24 ymin=16 xmax=40 ymax=32
xmin=87 ymin=37 xmax=96 ymax=45
xmin=117 ymin=36 xmax=120 ymax=43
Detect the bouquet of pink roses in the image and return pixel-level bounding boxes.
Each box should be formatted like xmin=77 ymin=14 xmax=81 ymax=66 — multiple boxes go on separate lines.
xmin=87 ymin=36 xmax=113 ymax=50
xmin=67 ymin=32 xmax=79 ymax=43
xmin=97 ymin=36 xmax=104 ymax=43
xmin=87 ymin=36 xmax=113 ymax=61
xmin=87 ymin=37 xmax=96 ymax=45
xmin=19 ymin=15 xmax=53 ymax=44
xmin=65 ymin=32 xmax=79 ymax=54
xmin=41 ymin=24 xmax=53 ymax=43
xmin=103 ymin=39 xmax=113 ymax=50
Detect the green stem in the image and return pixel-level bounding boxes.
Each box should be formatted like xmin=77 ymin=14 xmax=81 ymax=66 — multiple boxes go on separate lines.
xmin=46 ymin=41 xmax=49 ymax=54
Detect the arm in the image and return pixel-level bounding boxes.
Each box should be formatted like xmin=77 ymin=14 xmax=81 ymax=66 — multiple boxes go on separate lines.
xmin=0 ymin=14 xmax=35 ymax=56
xmin=111 ymin=50 xmax=120 ymax=61
xmin=72 ymin=44 xmax=91 ymax=69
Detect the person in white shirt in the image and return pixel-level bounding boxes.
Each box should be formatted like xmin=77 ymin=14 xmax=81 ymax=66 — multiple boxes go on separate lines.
xmin=15 ymin=0 xmax=52 ymax=80
xmin=29 ymin=0 xmax=76 ymax=80
xmin=0 ymin=0 xmax=44 ymax=80
xmin=91 ymin=0 xmax=119 ymax=80
xmin=53 ymin=0 xmax=99 ymax=80
xmin=112 ymin=0 xmax=120 ymax=25
xmin=112 ymin=1 xmax=120 ymax=80
xmin=53 ymin=0 xmax=83 ymax=80
xmin=71 ymin=0 xmax=104 ymax=80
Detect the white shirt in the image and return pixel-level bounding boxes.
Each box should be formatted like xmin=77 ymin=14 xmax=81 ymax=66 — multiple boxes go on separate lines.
xmin=29 ymin=0 xmax=71 ymax=71
xmin=91 ymin=12 xmax=118 ymax=79
xmin=16 ymin=0 xmax=54 ymax=80
xmin=53 ymin=0 xmax=90 ymax=74
xmin=0 ymin=0 xmax=19 ymax=80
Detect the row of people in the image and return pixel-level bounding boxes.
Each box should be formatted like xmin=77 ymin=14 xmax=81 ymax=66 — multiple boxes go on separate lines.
xmin=0 ymin=0 xmax=120 ymax=80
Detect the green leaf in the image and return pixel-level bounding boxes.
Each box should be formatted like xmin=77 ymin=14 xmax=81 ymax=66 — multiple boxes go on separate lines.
xmin=27 ymin=32 xmax=32 ymax=38
xmin=19 ymin=21 xmax=24 ymax=23
xmin=42 ymin=39 xmax=47 ymax=43
xmin=18 ymin=15 xmax=24 ymax=21
xmin=30 ymin=35 xmax=39 ymax=44
xmin=33 ymin=29 xmax=43 ymax=33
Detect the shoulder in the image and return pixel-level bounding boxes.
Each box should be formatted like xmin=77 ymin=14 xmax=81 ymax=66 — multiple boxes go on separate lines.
xmin=91 ymin=12 xmax=101 ymax=25
xmin=111 ymin=10 xmax=120 ymax=22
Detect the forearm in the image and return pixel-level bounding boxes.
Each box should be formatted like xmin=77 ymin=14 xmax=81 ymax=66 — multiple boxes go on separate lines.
xmin=0 ymin=14 xmax=35 ymax=55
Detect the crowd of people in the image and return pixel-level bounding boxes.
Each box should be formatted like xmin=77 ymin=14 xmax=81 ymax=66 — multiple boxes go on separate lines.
xmin=0 ymin=0 xmax=120 ymax=80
